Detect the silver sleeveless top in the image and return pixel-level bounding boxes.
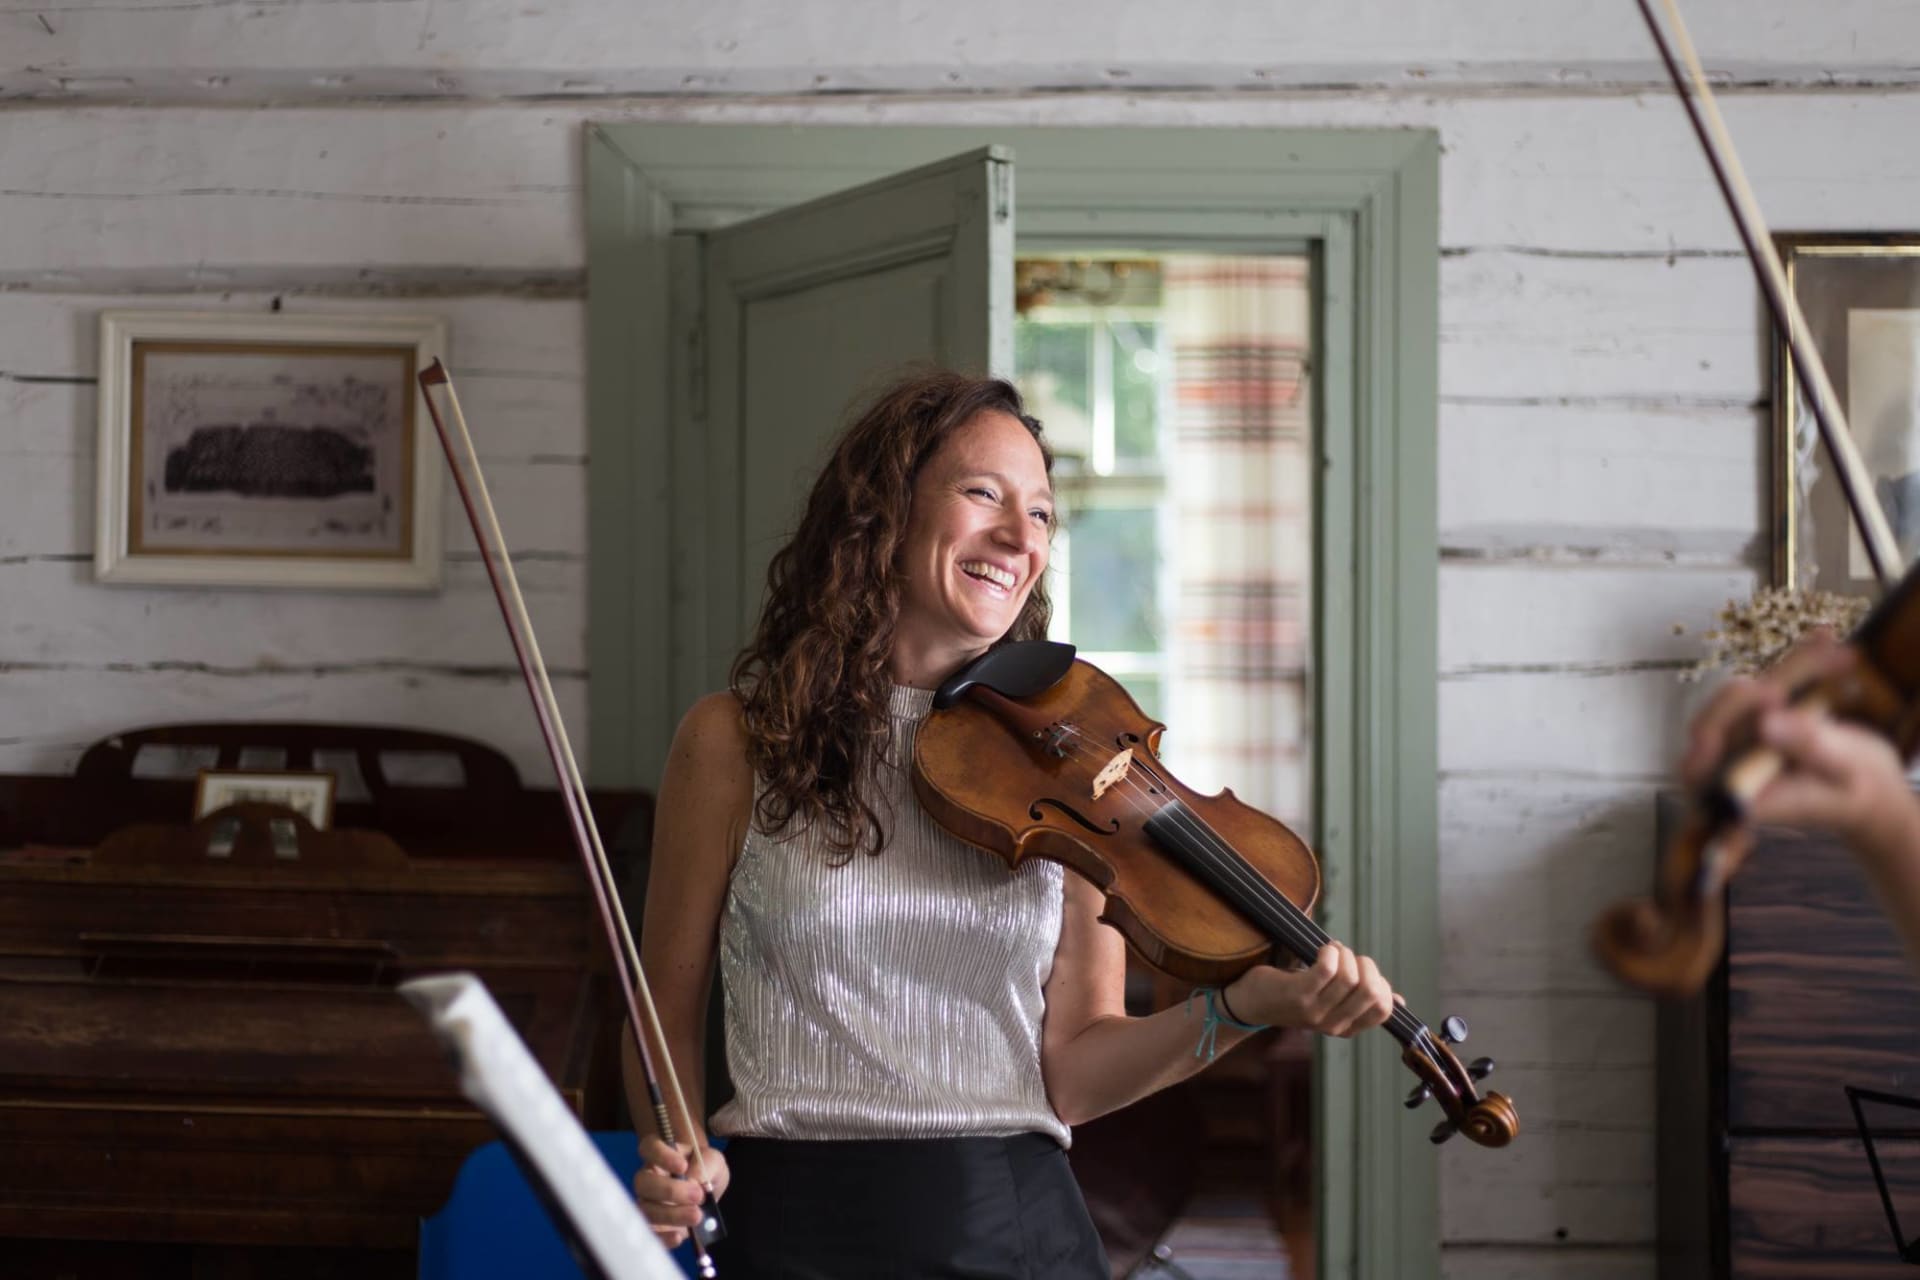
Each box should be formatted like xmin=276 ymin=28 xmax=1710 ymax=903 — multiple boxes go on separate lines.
xmin=709 ymin=685 xmax=1070 ymax=1146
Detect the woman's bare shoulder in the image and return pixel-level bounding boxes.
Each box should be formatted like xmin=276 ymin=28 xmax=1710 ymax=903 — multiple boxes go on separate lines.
xmin=655 ymin=692 xmax=755 ymax=872
xmin=667 ymin=691 xmax=751 ymax=786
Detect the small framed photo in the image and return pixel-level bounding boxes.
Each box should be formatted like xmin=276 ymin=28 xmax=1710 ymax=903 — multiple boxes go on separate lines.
xmin=1774 ymin=234 xmax=1920 ymax=595
xmin=194 ymin=769 xmax=337 ymax=830
xmin=96 ymin=310 xmax=447 ymax=590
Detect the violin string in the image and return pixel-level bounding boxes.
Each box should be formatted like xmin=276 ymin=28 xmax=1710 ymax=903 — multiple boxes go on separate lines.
xmin=1045 ymin=723 xmax=1352 ymax=966
xmin=1032 ymin=724 xmax=1440 ymax=1055
xmin=1054 ymin=727 xmax=1444 ymax=1061
xmin=1049 ymin=729 xmax=1333 ymax=972
xmin=1040 ymin=722 xmax=1439 ymax=1055
xmin=1043 ymin=726 xmax=1356 ymax=975
xmin=1117 ymin=753 xmax=1443 ymax=1059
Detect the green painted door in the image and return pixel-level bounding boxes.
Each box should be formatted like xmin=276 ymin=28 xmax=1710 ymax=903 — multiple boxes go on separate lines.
xmin=698 ymin=145 xmax=1015 ymax=685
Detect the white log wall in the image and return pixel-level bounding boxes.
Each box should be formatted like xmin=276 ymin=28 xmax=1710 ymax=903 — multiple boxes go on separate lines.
xmin=7 ymin=3 xmax=1920 ymax=1275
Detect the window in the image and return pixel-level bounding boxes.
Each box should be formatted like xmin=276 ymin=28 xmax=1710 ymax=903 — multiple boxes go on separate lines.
xmin=1016 ymin=253 xmax=1314 ymax=824
xmin=1016 ymin=258 xmax=1171 ymax=720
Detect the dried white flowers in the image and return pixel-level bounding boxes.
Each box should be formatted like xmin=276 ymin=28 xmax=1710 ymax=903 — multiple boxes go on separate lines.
xmin=1678 ymin=586 xmax=1870 ymax=680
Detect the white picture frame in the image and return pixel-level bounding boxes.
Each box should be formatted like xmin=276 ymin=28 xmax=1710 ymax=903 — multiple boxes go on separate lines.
xmin=96 ymin=310 xmax=448 ymax=590
xmin=194 ymin=769 xmax=338 ymax=830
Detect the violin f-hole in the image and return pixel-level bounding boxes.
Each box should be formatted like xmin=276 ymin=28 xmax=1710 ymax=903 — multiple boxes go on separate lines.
xmin=1031 ymin=797 xmax=1122 ymax=838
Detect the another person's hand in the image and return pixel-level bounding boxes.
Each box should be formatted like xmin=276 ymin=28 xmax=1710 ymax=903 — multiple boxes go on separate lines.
xmin=1222 ymin=942 xmax=1397 ymax=1038
xmin=634 ymin=1135 xmax=730 ymax=1250
xmin=1681 ymin=632 xmax=1920 ymax=869
xmin=1750 ymin=709 xmax=1918 ymax=868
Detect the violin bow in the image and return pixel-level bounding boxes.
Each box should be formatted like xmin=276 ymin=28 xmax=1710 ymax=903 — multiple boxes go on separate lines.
xmin=1634 ymin=0 xmax=1902 ymax=585
xmin=417 ymin=361 xmax=723 ymax=1278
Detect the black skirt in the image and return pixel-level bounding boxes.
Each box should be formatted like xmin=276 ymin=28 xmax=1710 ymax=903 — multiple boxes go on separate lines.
xmin=705 ymin=1133 xmax=1109 ymax=1279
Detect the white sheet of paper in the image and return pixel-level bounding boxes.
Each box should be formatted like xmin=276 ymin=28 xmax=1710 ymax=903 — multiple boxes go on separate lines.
xmin=399 ymin=972 xmax=683 ymax=1280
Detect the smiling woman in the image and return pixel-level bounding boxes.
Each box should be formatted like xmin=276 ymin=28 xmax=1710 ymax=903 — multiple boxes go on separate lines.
xmin=629 ymin=367 xmax=1392 ymax=1280
xmin=730 ymin=371 xmax=1056 ymax=863
xmin=890 ymin=406 xmax=1056 ymax=689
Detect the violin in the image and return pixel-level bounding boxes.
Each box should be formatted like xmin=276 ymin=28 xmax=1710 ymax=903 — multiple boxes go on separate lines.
xmin=1595 ymin=562 xmax=1920 ymax=995
xmin=911 ymin=640 xmax=1520 ymax=1149
xmin=1591 ymin=0 xmax=1920 ymax=997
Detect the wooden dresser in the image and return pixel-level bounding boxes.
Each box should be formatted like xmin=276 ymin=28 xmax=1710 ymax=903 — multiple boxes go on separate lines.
xmin=1659 ymin=792 xmax=1920 ymax=1278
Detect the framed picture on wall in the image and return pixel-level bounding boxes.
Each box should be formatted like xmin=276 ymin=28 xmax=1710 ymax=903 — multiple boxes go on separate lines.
xmin=1774 ymin=234 xmax=1920 ymax=595
xmin=95 ymin=310 xmax=447 ymax=590
xmin=194 ymin=769 xmax=337 ymax=830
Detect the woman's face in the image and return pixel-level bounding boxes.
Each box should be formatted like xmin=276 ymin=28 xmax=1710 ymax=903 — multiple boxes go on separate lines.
xmin=892 ymin=409 xmax=1054 ymax=679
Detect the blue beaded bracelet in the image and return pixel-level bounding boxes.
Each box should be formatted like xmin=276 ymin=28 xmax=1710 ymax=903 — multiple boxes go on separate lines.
xmin=1187 ymin=986 xmax=1272 ymax=1062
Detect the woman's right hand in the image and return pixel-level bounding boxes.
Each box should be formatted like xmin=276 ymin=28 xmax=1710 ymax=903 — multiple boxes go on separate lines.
xmin=634 ymin=1135 xmax=731 ymax=1249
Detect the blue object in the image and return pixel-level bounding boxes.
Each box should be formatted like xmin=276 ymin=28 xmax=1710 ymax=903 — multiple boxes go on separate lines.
xmin=418 ymin=1130 xmax=708 ymax=1279
xmin=1186 ymin=986 xmax=1271 ymax=1062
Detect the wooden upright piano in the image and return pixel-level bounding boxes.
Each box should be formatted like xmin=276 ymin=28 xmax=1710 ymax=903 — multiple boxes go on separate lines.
xmin=0 ymin=724 xmax=647 ymax=1279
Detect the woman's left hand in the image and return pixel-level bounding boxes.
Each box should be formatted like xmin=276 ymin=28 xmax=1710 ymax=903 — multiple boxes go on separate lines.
xmin=1223 ymin=942 xmax=1397 ymax=1038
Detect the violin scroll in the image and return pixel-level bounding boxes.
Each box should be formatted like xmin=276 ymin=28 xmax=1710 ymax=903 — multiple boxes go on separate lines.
xmin=1591 ymin=815 xmax=1744 ymax=998
xmin=1398 ymin=1014 xmax=1520 ymax=1149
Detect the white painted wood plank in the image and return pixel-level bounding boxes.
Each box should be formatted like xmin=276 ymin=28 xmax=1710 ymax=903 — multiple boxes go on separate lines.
xmin=0 ymin=667 xmax=588 ymax=785
xmin=1438 ymin=401 xmax=1761 ymax=560
xmin=7 ymin=0 xmax=1916 ymax=95
xmin=1 ymin=454 xmax=90 ymax=558
xmin=0 ymin=558 xmax=584 ymax=670
xmin=1423 ymin=93 xmax=1920 ymax=253
xmin=1431 ymin=991 xmax=1651 ymax=1070
xmin=1441 ymin=253 xmax=1764 ymax=402
xmin=5 ymin=91 xmax=1920 ymax=270
xmin=441 ymin=459 xmax=587 ymax=558
xmin=0 ymin=377 xmax=86 ymax=457
xmin=1428 ymin=991 xmax=1654 ymax=1242
xmin=1439 ymin=1072 xmax=1653 ymax=1243
xmin=1440 ymin=669 xmax=1701 ymax=779
xmin=1439 ymin=565 xmax=1756 ymax=671
xmin=1443 ymin=1246 xmax=1653 ymax=1279
xmin=632 ymin=92 xmax=1920 ymax=253
xmin=0 ymin=109 xmax=582 ymax=273
xmin=0 ymin=293 xmax=583 ymax=382
xmin=1438 ymin=776 xmax=1667 ymax=996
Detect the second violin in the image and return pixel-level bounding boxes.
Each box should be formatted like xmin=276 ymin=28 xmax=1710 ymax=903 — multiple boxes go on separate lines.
xmin=912 ymin=639 xmax=1519 ymax=1150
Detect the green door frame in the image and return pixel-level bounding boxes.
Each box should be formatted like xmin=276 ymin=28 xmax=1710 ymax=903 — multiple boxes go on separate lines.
xmin=586 ymin=122 xmax=1441 ymax=1280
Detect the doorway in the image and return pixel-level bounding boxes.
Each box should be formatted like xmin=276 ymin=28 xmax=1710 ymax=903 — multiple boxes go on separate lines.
xmin=586 ymin=120 xmax=1442 ymax=1280
xmin=1018 ymin=252 xmax=1319 ymax=1278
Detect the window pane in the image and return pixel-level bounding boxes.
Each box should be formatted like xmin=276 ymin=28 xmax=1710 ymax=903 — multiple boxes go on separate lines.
xmin=1119 ymin=674 xmax=1162 ymax=722
xmin=1014 ymin=322 xmax=1093 ymax=462
xmin=1065 ymin=505 xmax=1161 ymax=653
xmin=1111 ymin=318 xmax=1160 ymax=463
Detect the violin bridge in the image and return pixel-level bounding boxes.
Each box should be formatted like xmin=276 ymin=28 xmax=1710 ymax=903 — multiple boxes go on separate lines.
xmin=1091 ymin=748 xmax=1134 ymax=800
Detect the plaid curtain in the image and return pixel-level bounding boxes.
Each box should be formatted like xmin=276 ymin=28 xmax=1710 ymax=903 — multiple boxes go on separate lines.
xmin=1158 ymin=254 xmax=1313 ymax=826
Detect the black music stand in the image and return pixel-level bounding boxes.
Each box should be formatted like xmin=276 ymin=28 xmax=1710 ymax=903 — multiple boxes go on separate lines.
xmin=1846 ymin=1085 xmax=1920 ymax=1265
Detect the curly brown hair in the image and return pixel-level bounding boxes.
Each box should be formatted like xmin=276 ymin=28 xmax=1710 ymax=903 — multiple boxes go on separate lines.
xmin=729 ymin=368 xmax=1054 ymax=860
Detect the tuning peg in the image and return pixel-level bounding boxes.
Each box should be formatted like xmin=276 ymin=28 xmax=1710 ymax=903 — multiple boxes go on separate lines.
xmin=1469 ymin=1056 xmax=1495 ymax=1081
xmin=1429 ymin=1119 xmax=1457 ymax=1145
xmin=1404 ymin=1082 xmax=1432 ymax=1110
xmin=1441 ymin=1015 xmax=1469 ymax=1045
